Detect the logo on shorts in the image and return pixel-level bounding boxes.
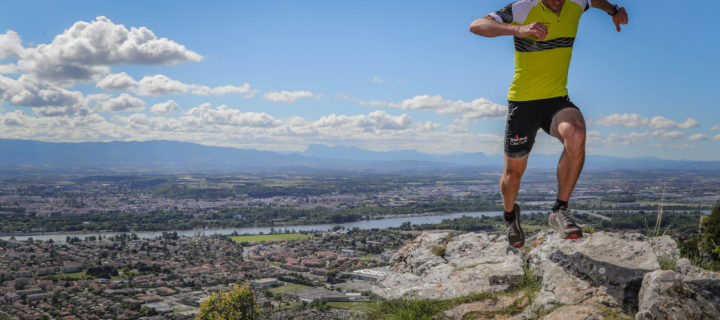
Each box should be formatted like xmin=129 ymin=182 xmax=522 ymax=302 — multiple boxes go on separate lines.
xmin=508 ymin=135 xmax=528 ymax=146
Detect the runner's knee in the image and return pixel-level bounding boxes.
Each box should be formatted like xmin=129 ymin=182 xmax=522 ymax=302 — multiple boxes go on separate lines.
xmin=563 ymin=124 xmax=585 ymax=157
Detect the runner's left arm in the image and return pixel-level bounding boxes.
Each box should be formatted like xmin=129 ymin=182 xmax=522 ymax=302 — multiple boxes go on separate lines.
xmin=590 ymin=0 xmax=628 ymax=32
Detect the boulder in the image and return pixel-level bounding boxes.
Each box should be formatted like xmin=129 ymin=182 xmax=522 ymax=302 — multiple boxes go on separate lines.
xmin=528 ymin=231 xmax=664 ymax=309
xmin=675 ymin=258 xmax=720 ymax=312
xmin=371 ymin=232 xmax=525 ymax=300
xmin=635 ymin=270 xmax=720 ymax=320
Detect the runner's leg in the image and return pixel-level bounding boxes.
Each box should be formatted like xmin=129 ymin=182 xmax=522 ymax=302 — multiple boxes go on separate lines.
xmin=501 ymin=154 xmax=529 ymax=212
xmin=550 ymin=107 xmax=586 ymax=202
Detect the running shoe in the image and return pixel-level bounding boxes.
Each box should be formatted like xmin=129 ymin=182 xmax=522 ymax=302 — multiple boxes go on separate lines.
xmin=548 ymin=206 xmax=583 ymax=239
xmin=505 ymin=204 xmax=524 ymax=248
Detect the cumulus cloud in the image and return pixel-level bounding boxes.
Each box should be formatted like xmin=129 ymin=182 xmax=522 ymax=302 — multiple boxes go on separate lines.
xmin=605 ymin=130 xmax=687 ymax=145
xmin=649 ymin=143 xmax=695 ymax=149
xmin=0 ymin=30 xmax=24 ymax=59
xmin=314 ymin=110 xmax=414 ymax=131
xmin=191 ymin=83 xmax=255 ymax=96
xmin=136 ymin=74 xmax=191 ymax=96
xmin=264 ymin=90 xmax=314 ymax=103
xmin=595 ymin=113 xmax=699 ymax=130
xmin=94 ymin=93 xmax=145 ymax=112
xmin=688 ymin=133 xmax=711 ymax=141
xmin=185 ymin=103 xmax=282 ymax=128
xmin=389 ymin=95 xmax=506 ymax=119
xmin=96 ymin=72 xmax=137 ymax=91
xmin=0 ymin=75 xmax=88 ymax=116
xmin=150 ymin=100 xmax=179 ymax=114
xmin=0 ymin=64 xmax=18 ymax=74
xmin=17 ymin=16 xmax=202 ymax=86
xmin=649 ymin=116 xmax=699 ymax=129
xmin=446 ymin=118 xmax=470 ymax=134
xmin=103 ymin=73 xmax=256 ymax=97
xmin=711 ymin=124 xmax=720 ymax=131
xmin=594 ymin=113 xmax=649 ymax=127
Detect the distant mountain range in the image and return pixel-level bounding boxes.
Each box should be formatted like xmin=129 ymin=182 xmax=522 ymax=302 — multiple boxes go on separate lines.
xmin=1 ymin=139 xmax=719 ymax=173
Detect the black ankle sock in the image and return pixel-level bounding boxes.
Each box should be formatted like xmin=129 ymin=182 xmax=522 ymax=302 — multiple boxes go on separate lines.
xmin=504 ymin=208 xmax=515 ymax=222
xmin=553 ymin=199 xmax=568 ymax=212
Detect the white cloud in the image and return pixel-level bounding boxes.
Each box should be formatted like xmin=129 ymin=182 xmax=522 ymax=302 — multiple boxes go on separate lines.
xmin=18 ymin=16 xmax=202 ymax=86
xmin=596 ymin=113 xmax=699 ymax=130
xmin=0 ymin=75 xmax=88 ymax=116
xmin=604 ymin=130 xmax=687 ymax=145
xmin=150 ymin=100 xmax=179 ymax=114
xmin=264 ymin=90 xmax=314 ymax=103
xmin=0 ymin=64 xmax=18 ymax=74
xmin=649 ymin=116 xmax=699 ymax=129
xmin=0 ymin=30 xmax=24 ymax=59
xmin=1 ymin=110 xmax=27 ymax=126
xmin=94 ymin=93 xmax=145 ymax=113
xmin=711 ymin=124 xmax=720 ymax=131
xmin=689 ymin=133 xmax=711 ymax=141
xmin=649 ymin=143 xmax=695 ymax=149
xmin=446 ymin=118 xmax=470 ymax=134
xmin=96 ymin=72 xmax=137 ymax=91
xmin=191 ymin=83 xmax=255 ymax=96
xmin=136 ymin=74 xmax=191 ymax=96
xmin=389 ymin=95 xmax=506 ymax=119
xmin=372 ymin=76 xmax=387 ymax=84
xmin=124 ymin=74 xmax=255 ymax=97
xmin=595 ymin=113 xmax=649 ymax=127
xmin=185 ymin=103 xmax=282 ymax=128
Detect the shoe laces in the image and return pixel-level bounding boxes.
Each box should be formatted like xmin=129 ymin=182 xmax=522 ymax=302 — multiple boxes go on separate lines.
xmin=557 ymin=207 xmax=579 ymax=227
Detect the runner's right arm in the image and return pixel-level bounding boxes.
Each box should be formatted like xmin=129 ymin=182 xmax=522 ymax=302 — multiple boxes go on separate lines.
xmin=469 ymin=16 xmax=548 ymax=40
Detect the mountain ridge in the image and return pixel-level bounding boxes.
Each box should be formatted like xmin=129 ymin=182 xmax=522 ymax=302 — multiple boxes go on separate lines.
xmin=1 ymin=139 xmax=719 ymax=173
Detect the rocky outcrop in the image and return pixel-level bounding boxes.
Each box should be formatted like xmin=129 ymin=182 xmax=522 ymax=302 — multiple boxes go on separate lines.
xmin=635 ymin=270 xmax=720 ymax=320
xmin=371 ymin=232 xmax=525 ymax=300
xmin=527 ymin=231 xmax=677 ymax=310
xmin=367 ymin=230 xmax=719 ymax=320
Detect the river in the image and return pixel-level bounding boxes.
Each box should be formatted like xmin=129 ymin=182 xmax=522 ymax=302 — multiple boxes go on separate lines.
xmin=0 ymin=211 xmax=510 ymax=242
xmin=1 ymin=209 xmax=708 ymax=243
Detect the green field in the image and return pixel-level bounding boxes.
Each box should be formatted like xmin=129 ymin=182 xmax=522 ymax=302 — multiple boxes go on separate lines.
xmin=230 ymin=233 xmax=309 ymax=243
xmin=37 ymin=270 xmax=89 ymax=280
xmin=268 ymin=283 xmax=313 ymax=295
xmin=327 ymin=301 xmax=371 ymax=310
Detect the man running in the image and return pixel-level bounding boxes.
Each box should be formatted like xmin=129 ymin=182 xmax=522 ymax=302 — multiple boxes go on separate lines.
xmin=469 ymin=0 xmax=628 ymax=247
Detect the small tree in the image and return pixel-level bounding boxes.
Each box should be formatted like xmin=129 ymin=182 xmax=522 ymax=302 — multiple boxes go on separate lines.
xmin=703 ymin=206 xmax=720 ymax=258
xmin=196 ymin=282 xmax=259 ymax=320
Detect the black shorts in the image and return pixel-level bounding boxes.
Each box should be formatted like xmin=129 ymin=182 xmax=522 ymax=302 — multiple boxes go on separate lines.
xmin=504 ymin=96 xmax=579 ymax=158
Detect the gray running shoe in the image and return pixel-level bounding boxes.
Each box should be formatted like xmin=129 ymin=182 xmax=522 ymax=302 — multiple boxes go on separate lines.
xmin=505 ymin=204 xmax=524 ymax=248
xmin=548 ymin=206 xmax=583 ymax=239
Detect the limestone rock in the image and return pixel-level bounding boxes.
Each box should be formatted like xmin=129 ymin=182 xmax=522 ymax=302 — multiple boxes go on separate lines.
xmin=675 ymin=258 xmax=720 ymax=311
xmin=635 ymin=270 xmax=720 ymax=320
xmin=538 ymin=305 xmax=605 ymax=320
xmin=528 ymin=231 xmax=662 ymax=309
xmin=443 ymin=291 xmax=527 ymax=320
xmin=372 ymin=232 xmax=525 ymax=300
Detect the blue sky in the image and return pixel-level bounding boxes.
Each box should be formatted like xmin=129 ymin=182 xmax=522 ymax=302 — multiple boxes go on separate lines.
xmin=0 ymin=0 xmax=718 ymax=161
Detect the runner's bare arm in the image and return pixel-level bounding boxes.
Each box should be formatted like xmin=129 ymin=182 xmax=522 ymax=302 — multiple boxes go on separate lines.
xmin=590 ymin=0 xmax=628 ymax=32
xmin=469 ymin=16 xmax=549 ymax=40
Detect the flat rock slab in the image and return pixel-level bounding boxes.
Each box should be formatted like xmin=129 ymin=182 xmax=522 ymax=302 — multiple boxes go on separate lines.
xmin=527 ymin=231 xmax=674 ymax=309
xmin=443 ymin=291 xmax=528 ymax=320
xmin=371 ymin=232 xmax=525 ymax=300
xmin=539 ymin=305 xmax=606 ymax=320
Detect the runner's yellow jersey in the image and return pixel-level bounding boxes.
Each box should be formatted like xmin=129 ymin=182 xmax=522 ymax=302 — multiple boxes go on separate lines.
xmin=489 ymin=0 xmax=591 ymax=101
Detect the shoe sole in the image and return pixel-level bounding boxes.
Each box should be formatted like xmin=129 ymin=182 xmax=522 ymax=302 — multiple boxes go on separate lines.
xmin=548 ymin=213 xmax=583 ymax=240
